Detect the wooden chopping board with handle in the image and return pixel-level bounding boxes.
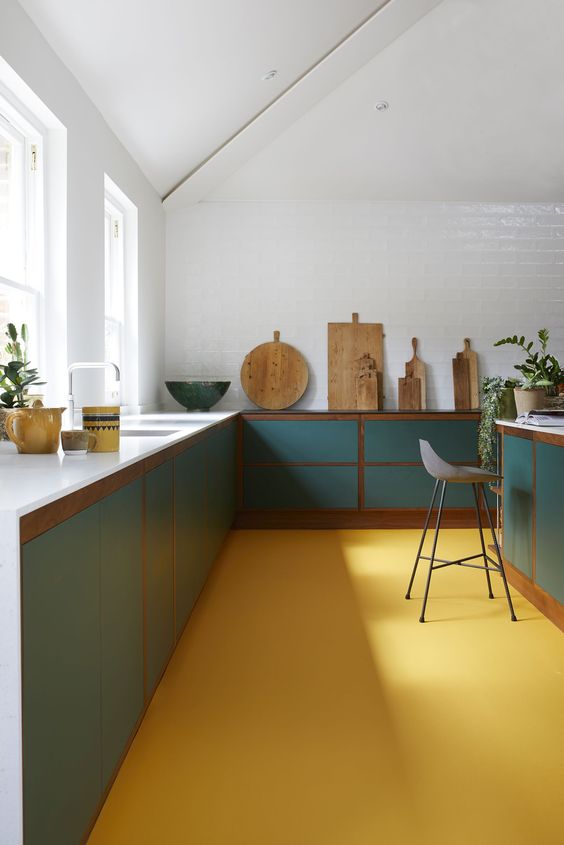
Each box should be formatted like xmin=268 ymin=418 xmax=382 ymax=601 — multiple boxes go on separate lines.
xmin=452 ymin=338 xmax=479 ymax=409
xmin=241 ymin=330 xmax=308 ymax=410
xmin=328 ymin=313 xmax=383 ymax=410
xmin=401 ymin=337 xmax=426 ymax=410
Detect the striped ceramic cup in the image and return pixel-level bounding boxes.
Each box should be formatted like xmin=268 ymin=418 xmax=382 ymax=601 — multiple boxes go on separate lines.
xmin=82 ymin=406 xmax=120 ymax=452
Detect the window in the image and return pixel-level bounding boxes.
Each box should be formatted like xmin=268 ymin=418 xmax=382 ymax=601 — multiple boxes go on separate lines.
xmin=104 ymin=196 xmax=124 ymax=402
xmin=0 ymin=93 xmax=44 ymax=366
xmin=104 ymin=175 xmax=138 ymax=409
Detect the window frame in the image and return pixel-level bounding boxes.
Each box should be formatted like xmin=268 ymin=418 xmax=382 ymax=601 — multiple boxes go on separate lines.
xmin=0 ymin=88 xmax=45 ymax=370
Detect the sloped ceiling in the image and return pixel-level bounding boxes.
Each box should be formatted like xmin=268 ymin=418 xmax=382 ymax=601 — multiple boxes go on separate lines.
xmin=210 ymin=0 xmax=564 ymax=201
xmin=16 ymin=0 xmax=388 ymax=196
xmin=17 ymin=0 xmax=564 ymax=205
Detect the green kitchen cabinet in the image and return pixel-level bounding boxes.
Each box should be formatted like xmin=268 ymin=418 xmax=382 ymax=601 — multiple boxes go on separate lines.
xmin=22 ymin=505 xmax=102 ymax=845
xmin=207 ymin=422 xmax=237 ymax=562
xmin=175 ymin=440 xmax=208 ymax=636
xmin=100 ymin=479 xmax=144 ymax=788
xmin=364 ymin=466 xmax=476 ymax=508
xmin=244 ymin=419 xmax=358 ymax=463
xmin=502 ymin=435 xmax=533 ymax=577
xmin=244 ymin=465 xmax=358 ymax=509
xmin=145 ymin=459 xmax=175 ymax=695
xmin=535 ymin=443 xmax=564 ymax=602
xmin=364 ymin=420 xmax=479 ymax=462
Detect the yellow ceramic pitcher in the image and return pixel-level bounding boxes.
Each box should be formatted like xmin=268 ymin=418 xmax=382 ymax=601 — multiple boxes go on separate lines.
xmin=6 ymin=406 xmax=66 ymax=454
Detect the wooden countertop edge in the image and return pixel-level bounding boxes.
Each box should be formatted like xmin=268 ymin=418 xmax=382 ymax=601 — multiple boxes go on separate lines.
xmin=20 ymin=416 xmax=236 ymax=544
xmin=496 ymin=423 xmax=564 ymax=446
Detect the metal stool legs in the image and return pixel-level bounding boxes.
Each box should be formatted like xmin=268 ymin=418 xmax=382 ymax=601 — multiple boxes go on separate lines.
xmin=472 ymin=483 xmax=494 ymax=600
xmin=406 ymin=480 xmax=517 ymax=623
xmin=418 ymin=481 xmax=447 ymax=623
xmin=405 ymin=479 xmax=440 ymax=600
xmin=480 ymin=483 xmax=517 ymax=622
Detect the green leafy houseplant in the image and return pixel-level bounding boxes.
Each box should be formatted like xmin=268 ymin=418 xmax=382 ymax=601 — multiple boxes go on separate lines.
xmin=494 ymin=328 xmax=560 ymax=389
xmin=478 ymin=376 xmax=519 ymax=471
xmin=0 ymin=323 xmax=45 ymax=408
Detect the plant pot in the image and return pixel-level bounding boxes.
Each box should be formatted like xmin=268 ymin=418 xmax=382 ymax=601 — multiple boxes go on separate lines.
xmin=513 ymin=387 xmax=546 ymax=417
xmin=498 ymin=387 xmax=518 ymax=420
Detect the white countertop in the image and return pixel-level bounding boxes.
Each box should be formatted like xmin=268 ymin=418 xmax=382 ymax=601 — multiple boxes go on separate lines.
xmin=496 ymin=419 xmax=564 ymax=438
xmin=0 ymin=412 xmax=238 ymax=517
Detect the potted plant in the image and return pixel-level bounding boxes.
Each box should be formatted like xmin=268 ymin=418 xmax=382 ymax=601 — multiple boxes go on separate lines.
xmin=0 ymin=323 xmax=45 ymax=439
xmin=478 ymin=376 xmax=520 ymax=471
xmin=494 ymin=328 xmax=560 ymax=416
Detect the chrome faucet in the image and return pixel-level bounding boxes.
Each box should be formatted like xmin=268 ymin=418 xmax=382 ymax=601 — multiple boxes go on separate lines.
xmin=67 ymin=362 xmax=121 ymax=429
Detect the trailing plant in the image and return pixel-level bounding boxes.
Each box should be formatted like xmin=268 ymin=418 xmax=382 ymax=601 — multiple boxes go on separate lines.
xmin=478 ymin=376 xmax=519 ymax=471
xmin=494 ymin=328 xmax=560 ymax=389
xmin=0 ymin=323 xmax=45 ymax=408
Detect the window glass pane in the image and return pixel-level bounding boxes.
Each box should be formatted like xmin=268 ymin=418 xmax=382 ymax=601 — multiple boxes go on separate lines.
xmin=0 ymin=281 xmax=38 ymax=363
xmin=0 ymin=122 xmax=25 ymax=284
xmin=104 ymin=318 xmax=121 ymax=401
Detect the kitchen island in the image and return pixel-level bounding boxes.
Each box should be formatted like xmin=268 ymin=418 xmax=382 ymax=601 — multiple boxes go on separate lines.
xmin=497 ymin=420 xmax=564 ymax=632
xmin=0 ymin=412 xmax=237 ymax=845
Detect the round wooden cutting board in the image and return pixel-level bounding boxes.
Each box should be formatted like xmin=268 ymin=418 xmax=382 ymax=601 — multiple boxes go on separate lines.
xmin=240 ymin=331 xmax=309 ymax=410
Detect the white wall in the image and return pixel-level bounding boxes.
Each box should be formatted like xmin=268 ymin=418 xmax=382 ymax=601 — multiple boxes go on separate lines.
xmin=0 ymin=0 xmax=165 ymax=409
xmin=166 ymin=201 xmax=564 ymax=410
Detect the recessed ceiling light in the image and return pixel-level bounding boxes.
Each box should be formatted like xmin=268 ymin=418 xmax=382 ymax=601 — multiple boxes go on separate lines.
xmin=262 ymin=70 xmax=278 ymax=81
xmin=374 ymin=100 xmax=390 ymax=112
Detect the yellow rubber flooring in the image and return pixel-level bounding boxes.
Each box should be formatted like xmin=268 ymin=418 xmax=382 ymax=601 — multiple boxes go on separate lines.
xmin=88 ymin=530 xmax=564 ymax=845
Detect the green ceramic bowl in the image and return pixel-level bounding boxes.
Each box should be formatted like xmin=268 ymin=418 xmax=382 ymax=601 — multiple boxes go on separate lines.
xmin=165 ymin=380 xmax=230 ymax=411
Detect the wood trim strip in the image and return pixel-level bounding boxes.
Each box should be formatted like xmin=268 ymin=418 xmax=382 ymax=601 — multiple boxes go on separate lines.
xmin=496 ymin=425 xmax=533 ymax=440
xmin=358 ymin=416 xmax=365 ymax=510
xmin=20 ymin=462 xmax=145 ymax=544
xmin=236 ymin=415 xmax=244 ymax=509
xmin=531 ymin=431 xmax=564 ymax=447
xmin=233 ymin=507 xmax=490 ymax=529
xmin=362 ymin=413 xmax=480 ymax=421
xmin=502 ymin=556 xmax=564 ymax=634
xmin=244 ymin=461 xmax=357 ymax=467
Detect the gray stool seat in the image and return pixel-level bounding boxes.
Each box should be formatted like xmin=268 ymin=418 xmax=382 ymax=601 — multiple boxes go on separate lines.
xmin=405 ymin=439 xmax=517 ymax=623
xmin=420 ymin=439 xmax=501 ymax=484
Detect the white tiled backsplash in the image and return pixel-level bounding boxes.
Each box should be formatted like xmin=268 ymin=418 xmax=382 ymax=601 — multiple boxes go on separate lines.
xmin=165 ymin=201 xmax=564 ymax=410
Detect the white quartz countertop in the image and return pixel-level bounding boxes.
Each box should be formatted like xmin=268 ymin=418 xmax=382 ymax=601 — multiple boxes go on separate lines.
xmin=0 ymin=412 xmax=238 ymax=518
xmin=496 ymin=419 xmax=564 ymax=438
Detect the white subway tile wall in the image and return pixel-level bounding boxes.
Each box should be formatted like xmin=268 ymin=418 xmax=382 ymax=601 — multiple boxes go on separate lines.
xmin=165 ymin=202 xmax=564 ymax=410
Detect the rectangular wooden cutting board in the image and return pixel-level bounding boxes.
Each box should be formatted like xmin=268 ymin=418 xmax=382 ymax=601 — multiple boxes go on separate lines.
xmin=328 ymin=313 xmax=384 ymax=410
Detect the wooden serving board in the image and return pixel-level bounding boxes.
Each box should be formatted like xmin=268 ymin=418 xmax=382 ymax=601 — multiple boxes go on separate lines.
xmin=398 ymin=376 xmax=422 ymax=410
xmin=241 ymin=331 xmax=308 ymax=410
xmin=328 ymin=313 xmax=383 ymax=410
xmin=453 ymin=338 xmax=479 ymax=409
xmin=404 ymin=338 xmax=426 ymax=409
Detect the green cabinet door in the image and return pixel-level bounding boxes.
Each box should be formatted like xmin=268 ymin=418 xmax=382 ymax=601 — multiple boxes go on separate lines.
xmin=207 ymin=422 xmax=236 ymax=563
xmin=175 ymin=440 xmax=208 ymax=636
xmin=535 ymin=443 xmax=564 ymax=602
xmin=244 ymin=419 xmax=358 ymax=463
xmin=145 ymin=460 xmax=174 ymax=695
xmin=364 ymin=466 xmax=475 ymax=508
xmin=100 ymin=478 xmax=144 ymax=788
xmin=244 ymin=465 xmax=358 ymax=509
xmin=364 ymin=420 xmax=479 ymax=462
xmin=22 ymin=505 xmax=102 ymax=845
xmin=502 ymin=434 xmax=533 ymax=577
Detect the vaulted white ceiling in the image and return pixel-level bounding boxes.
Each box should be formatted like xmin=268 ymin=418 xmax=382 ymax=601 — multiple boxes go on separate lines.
xmin=17 ymin=0 xmax=389 ymax=196
xmin=210 ymin=0 xmax=564 ymax=202
xmin=17 ymin=0 xmax=564 ymax=205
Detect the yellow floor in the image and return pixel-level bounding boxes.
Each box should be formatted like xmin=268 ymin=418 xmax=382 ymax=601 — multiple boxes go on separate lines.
xmin=89 ymin=530 xmax=564 ymax=845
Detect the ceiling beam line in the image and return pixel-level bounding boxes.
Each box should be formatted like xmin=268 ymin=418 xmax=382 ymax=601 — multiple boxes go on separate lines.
xmin=162 ymin=0 xmax=393 ymax=202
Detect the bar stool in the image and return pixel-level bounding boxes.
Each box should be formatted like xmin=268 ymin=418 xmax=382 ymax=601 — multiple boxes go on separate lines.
xmin=405 ymin=439 xmax=517 ymax=623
